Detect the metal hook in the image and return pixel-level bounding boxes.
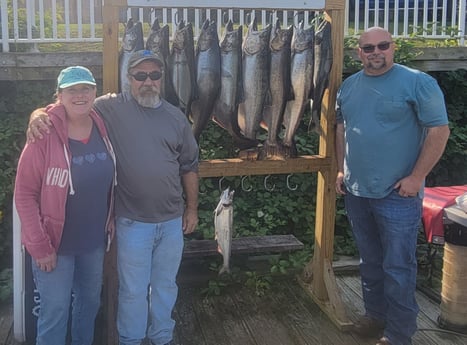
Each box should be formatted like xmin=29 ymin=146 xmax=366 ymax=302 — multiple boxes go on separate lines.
xmin=286 ymin=174 xmax=298 ymax=191
xmin=219 ymin=176 xmax=226 ymax=192
xmin=222 ymin=11 xmax=229 ymax=25
xmin=174 ymin=10 xmax=180 ymax=26
xmin=264 ymin=175 xmax=275 ymax=192
xmin=241 ymin=176 xmax=253 ymax=192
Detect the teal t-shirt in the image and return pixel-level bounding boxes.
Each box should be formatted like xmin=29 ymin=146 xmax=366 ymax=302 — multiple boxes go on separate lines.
xmin=336 ymin=64 xmax=448 ymax=198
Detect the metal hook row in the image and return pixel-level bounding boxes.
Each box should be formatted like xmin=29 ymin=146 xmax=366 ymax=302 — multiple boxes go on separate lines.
xmin=217 ymin=174 xmax=299 ymax=192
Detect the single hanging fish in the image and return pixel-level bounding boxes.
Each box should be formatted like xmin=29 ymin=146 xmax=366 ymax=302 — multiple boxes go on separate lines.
xmin=146 ymin=18 xmax=178 ymax=106
xmin=281 ymin=21 xmax=314 ymax=158
xmin=119 ymin=18 xmax=144 ymax=94
xmin=191 ymin=19 xmax=221 ymax=141
xmin=237 ymin=17 xmax=272 ymax=141
xmin=261 ymin=19 xmax=293 ymax=159
xmin=214 ymin=187 xmax=235 ymax=275
xmin=309 ymin=20 xmax=333 ymax=134
xmin=168 ymin=20 xmax=196 ymax=117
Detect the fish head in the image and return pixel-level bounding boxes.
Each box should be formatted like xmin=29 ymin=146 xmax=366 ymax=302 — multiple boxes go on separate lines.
xmin=220 ymin=187 xmax=235 ymax=206
xmin=220 ymin=24 xmax=242 ymax=52
xmin=292 ymin=24 xmax=314 ymax=52
xmin=198 ymin=20 xmax=219 ymax=51
xmin=270 ymin=22 xmax=293 ymax=52
xmin=150 ymin=18 xmax=161 ymax=31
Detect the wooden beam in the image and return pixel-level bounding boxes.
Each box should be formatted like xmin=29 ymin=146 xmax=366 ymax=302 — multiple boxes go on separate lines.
xmin=198 ymin=155 xmax=331 ymax=178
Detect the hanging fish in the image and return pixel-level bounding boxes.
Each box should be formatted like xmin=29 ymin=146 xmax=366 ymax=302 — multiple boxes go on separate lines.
xmin=261 ymin=18 xmax=293 ymax=159
xmin=168 ymin=20 xmax=196 ymax=117
xmin=237 ymin=16 xmax=272 ymax=141
xmin=146 ymin=18 xmax=178 ymax=106
xmin=281 ymin=21 xmax=314 ymax=158
xmin=309 ymin=20 xmax=333 ymax=134
xmin=191 ymin=19 xmax=221 ymax=141
xmin=119 ymin=18 xmax=144 ymax=94
xmin=212 ymin=20 xmax=257 ymax=150
xmin=214 ymin=187 xmax=235 ymax=275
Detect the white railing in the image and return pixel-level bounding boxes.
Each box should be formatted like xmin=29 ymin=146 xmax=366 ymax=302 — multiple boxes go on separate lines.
xmin=1 ymin=0 xmax=466 ymax=52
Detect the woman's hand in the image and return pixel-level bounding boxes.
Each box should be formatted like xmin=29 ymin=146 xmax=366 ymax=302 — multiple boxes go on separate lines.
xmin=35 ymin=252 xmax=57 ymax=272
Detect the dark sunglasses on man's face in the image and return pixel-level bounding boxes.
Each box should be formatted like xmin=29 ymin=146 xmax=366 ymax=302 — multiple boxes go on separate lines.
xmin=131 ymin=71 xmax=163 ymax=82
xmin=360 ymin=41 xmax=392 ymax=53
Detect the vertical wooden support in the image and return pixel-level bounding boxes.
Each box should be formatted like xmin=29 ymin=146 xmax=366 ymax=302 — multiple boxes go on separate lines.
xmin=299 ymin=6 xmax=353 ymax=330
xmin=102 ymin=4 xmax=120 ymax=94
xmin=102 ymin=3 xmax=121 ymax=344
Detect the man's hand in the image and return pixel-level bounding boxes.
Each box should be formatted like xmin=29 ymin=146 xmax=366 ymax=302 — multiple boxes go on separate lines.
xmin=336 ymin=171 xmax=346 ymax=195
xmin=27 ymin=109 xmax=51 ymax=143
xmin=35 ymin=252 xmax=57 ymax=272
xmin=182 ymin=208 xmax=198 ymax=234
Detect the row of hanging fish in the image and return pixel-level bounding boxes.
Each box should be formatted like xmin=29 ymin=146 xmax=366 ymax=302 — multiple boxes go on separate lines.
xmin=119 ymin=17 xmax=333 ymax=159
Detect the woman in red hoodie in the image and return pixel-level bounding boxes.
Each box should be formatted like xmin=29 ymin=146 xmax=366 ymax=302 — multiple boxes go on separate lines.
xmin=14 ymin=66 xmax=116 ymax=345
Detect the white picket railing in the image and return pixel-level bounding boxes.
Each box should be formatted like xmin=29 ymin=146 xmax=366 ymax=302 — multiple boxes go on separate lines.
xmin=1 ymin=0 xmax=466 ymax=52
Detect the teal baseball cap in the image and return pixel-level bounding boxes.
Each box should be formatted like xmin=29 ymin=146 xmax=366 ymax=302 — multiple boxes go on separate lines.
xmin=57 ymin=66 xmax=96 ymax=90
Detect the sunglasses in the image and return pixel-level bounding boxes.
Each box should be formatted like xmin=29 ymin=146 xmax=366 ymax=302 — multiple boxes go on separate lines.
xmin=131 ymin=71 xmax=163 ymax=82
xmin=360 ymin=41 xmax=392 ymax=53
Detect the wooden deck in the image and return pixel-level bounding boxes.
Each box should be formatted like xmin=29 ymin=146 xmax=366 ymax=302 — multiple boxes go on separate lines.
xmin=2 ymin=258 xmax=467 ymax=345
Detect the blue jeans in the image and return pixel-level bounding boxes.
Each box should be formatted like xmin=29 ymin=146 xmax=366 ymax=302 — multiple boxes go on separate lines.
xmin=345 ymin=190 xmax=421 ymax=345
xmin=116 ymin=216 xmax=184 ymax=345
xmin=32 ymin=246 xmax=105 ymax=345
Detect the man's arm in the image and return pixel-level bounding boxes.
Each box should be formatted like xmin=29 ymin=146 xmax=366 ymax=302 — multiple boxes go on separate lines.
xmin=335 ymin=122 xmax=346 ymax=195
xmin=181 ymin=171 xmax=199 ymax=234
xmin=395 ymin=125 xmax=450 ymax=196
xmin=27 ymin=108 xmax=51 ymax=142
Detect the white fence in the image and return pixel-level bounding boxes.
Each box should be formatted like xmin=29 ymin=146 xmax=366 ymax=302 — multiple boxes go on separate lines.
xmin=1 ymin=0 xmax=466 ymax=52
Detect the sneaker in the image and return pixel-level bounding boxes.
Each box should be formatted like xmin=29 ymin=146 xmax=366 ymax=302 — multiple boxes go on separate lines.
xmin=376 ymin=336 xmax=392 ymax=345
xmin=352 ymin=315 xmax=385 ymax=337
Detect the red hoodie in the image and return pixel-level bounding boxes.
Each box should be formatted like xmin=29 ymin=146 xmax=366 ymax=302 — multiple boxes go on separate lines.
xmin=14 ymin=103 xmax=116 ymax=260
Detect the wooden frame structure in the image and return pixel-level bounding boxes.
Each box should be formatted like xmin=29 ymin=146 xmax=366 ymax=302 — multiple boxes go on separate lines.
xmin=101 ymin=0 xmax=349 ymax=343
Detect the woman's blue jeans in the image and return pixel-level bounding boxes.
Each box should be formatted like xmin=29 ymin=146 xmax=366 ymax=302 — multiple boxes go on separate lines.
xmin=344 ymin=190 xmax=422 ymax=345
xmin=116 ymin=216 xmax=183 ymax=345
xmin=31 ymin=246 xmax=105 ymax=345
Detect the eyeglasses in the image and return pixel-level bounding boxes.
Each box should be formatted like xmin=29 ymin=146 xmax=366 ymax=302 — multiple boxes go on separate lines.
xmin=360 ymin=41 xmax=393 ymax=53
xmin=130 ymin=71 xmax=163 ymax=82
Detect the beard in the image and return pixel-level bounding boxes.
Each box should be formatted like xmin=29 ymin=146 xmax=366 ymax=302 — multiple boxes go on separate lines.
xmin=134 ymin=86 xmax=161 ymax=108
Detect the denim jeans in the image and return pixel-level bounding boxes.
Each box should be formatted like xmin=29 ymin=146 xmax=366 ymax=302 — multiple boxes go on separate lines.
xmin=345 ymin=190 xmax=421 ymax=345
xmin=116 ymin=216 xmax=183 ymax=345
xmin=31 ymin=246 xmax=105 ymax=345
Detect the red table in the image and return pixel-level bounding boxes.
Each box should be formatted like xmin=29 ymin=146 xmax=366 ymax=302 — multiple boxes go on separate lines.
xmin=422 ymin=185 xmax=467 ymax=244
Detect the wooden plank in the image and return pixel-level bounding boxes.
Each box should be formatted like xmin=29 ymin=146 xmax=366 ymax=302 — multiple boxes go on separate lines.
xmin=183 ymin=234 xmax=304 ymax=258
xmin=173 ymin=288 xmax=209 ymax=345
xmin=198 ymin=156 xmax=331 ymax=177
xmin=190 ymin=289 xmax=256 ymax=345
xmin=269 ymin=280 xmax=368 ymax=345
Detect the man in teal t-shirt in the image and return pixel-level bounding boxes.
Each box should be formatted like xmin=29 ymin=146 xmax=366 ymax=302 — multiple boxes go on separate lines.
xmin=335 ymin=27 xmax=450 ymax=345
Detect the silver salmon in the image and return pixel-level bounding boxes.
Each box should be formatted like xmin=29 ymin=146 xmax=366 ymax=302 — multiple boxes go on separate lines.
xmin=281 ymin=21 xmax=314 ymax=158
xmin=214 ymin=187 xmax=235 ymax=275
xmin=146 ymin=18 xmax=178 ymax=106
xmin=168 ymin=20 xmax=196 ymax=116
xmin=238 ymin=17 xmax=271 ymax=140
xmin=262 ymin=19 xmax=293 ymax=159
xmin=212 ymin=20 xmax=258 ymax=150
xmin=309 ymin=20 xmax=332 ymax=134
xmin=191 ymin=19 xmax=221 ymax=141
xmin=119 ymin=18 xmax=144 ymax=94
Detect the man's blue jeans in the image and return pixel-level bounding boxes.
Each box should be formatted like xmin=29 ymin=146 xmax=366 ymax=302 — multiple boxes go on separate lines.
xmin=32 ymin=246 xmax=105 ymax=345
xmin=116 ymin=216 xmax=183 ymax=345
xmin=344 ymin=190 xmax=422 ymax=345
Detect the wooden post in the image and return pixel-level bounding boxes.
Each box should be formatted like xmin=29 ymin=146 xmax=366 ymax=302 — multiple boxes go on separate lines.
xmin=299 ymin=3 xmax=353 ymax=331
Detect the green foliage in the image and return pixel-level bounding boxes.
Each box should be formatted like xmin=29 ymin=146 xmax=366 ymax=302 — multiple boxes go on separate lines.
xmin=244 ymin=271 xmax=273 ymax=297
